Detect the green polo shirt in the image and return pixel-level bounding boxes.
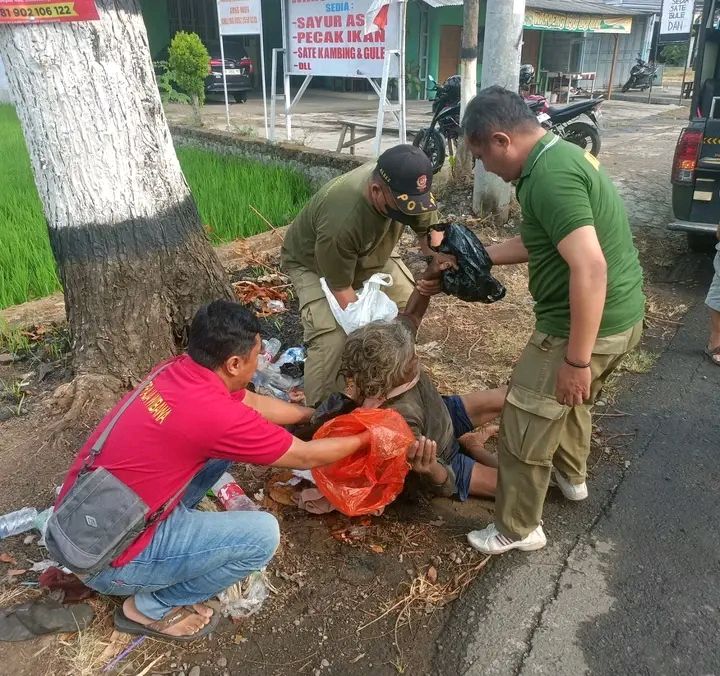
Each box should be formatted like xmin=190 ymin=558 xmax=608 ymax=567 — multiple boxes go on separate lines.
xmin=281 ymin=163 xmax=437 ymax=289
xmin=516 ymin=133 xmax=645 ymax=338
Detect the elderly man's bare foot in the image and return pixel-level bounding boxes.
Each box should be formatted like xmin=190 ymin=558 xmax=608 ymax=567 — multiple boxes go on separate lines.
xmin=122 ymin=597 xmax=210 ymax=637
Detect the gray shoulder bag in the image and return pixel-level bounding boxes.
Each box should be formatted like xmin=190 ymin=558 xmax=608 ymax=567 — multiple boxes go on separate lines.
xmin=46 ymin=362 xmax=187 ymax=575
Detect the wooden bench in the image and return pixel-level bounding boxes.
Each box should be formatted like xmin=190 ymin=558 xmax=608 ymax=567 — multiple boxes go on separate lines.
xmin=336 ymin=119 xmax=417 ymax=155
xmin=683 ymin=81 xmax=694 ymax=99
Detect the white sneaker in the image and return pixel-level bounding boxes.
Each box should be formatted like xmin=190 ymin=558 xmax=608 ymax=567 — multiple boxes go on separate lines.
xmin=553 ymin=470 xmax=589 ymax=501
xmin=467 ymin=523 xmax=547 ymax=555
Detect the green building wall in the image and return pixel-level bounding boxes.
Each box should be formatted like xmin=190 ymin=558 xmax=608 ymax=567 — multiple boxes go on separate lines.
xmin=406 ymin=0 xmax=486 ymax=94
xmin=140 ymin=0 xmax=171 ymax=60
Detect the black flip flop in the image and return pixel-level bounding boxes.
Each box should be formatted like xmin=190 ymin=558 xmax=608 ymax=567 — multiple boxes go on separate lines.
xmin=0 ymin=600 xmax=94 ymax=642
xmin=113 ymin=606 xmax=219 ymax=642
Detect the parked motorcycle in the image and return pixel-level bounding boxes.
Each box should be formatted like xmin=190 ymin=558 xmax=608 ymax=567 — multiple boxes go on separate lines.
xmin=534 ymin=98 xmax=603 ymax=156
xmin=412 ymin=74 xmax=461 ymax=174
xmin=519 ymin=64 xmax=602 ymax=156
xmin=621 ymin=56 xmax=658 ymax=92
xmin=415 ymin=72 xmax=603 ymax=172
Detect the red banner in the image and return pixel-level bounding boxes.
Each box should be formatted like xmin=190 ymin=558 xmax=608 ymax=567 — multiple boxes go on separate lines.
xmin=0 ymin=0 xmax=99 ymax=24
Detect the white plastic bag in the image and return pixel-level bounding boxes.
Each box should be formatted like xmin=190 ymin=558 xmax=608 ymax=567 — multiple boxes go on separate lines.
xmin=218 ymin=569 xmax=270 ymax=619
xmin=319 ymin=273 xmax=398 ymax=335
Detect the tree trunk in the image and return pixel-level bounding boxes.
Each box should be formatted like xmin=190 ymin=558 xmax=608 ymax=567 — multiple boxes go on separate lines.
xmin=191 ymin=93 xmax=202 ymax=126
xmin=454 ymin=0 xmax=479 ymax=179
xmin=0 ymin=0 xmax=232 ymax=386
xmin=473 ymin=0 xmax=526 ymax=220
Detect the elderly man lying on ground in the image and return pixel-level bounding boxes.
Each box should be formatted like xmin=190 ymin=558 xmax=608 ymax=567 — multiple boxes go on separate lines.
xmin=339 ymin=259 xmax=507 ymax=501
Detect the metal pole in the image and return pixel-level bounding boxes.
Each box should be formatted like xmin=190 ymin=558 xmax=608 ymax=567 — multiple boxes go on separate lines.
xmin=607 ymin=33 xmax=619 ymax=100
xmin=259 ymin=30 xmax=269 ymax=139
xmin=279 ymin=0 xmax=291 ymax=140
xmin=374 ymin=52 xmax=392 ymax=156
xmin=398 ymin=0 xmax=407 ymax=144
xmin=269 ymin=48 xmax=280 ymax=142
xmin=679 ymin=30 xmax=693 ymax=105
xmin=679 ymin=57 xmax=689 ymax=104
xmin=284 ymin=72 xmax=292 ymax=140
xmin=216 ymin=9 xmax=231 ymax=130
xmin=647 ymin=23 xmax=660 ymax=104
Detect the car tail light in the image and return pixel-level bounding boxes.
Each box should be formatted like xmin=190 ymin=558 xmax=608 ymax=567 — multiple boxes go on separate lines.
xmin=672 ymin=128 xmax=703 ymax=184
xmin=241 ymin=57 xmax=254 ymax=75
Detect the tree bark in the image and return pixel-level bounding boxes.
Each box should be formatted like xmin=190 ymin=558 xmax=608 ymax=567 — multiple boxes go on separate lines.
xmin=473 ymin=0 xmax=526 ymax=220
xmin=454 ymin=0 xmax=479 ymax=179
xmin=0 ymin=0 xmax=232 ymax=386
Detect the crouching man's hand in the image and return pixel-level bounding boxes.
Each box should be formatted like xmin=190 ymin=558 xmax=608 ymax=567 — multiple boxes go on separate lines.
xmin=407 ymin=436 xmax=448 ymax=485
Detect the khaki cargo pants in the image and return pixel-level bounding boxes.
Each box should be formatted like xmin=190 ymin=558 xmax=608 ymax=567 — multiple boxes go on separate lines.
xmin=496 ymin=320 xmax=643 ymax=539
xmin=286 ymin=256 xmax=416 ymax=407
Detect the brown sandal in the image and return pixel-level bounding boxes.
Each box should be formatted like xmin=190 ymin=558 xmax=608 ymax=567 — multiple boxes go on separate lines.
xmin=113 ymin=605 xmax=218 ymax=642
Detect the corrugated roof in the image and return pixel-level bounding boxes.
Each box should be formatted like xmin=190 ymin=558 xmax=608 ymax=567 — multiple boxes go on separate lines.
xmin=525 ymin=0 xmax=648 ymax=15
xmin=420 ymin=0 xmax=461 ymax=8
xmin=419 ymin=0 xmax=652 ymax=14
xmin=600 ymin=0 xmax=662 ymax=11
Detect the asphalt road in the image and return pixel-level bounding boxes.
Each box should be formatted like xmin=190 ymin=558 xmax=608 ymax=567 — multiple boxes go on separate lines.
xmin=439 ymin=254 xmax=720 ymax=676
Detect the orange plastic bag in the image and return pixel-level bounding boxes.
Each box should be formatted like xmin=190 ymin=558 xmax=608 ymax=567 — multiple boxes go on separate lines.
xmin=311 ymin=408 xmax=413 ymax=517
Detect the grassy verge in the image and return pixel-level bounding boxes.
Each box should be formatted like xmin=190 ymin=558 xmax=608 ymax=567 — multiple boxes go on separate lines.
xmin=0 ymin=105 xmax=61 ymax=310
xmin=176 ymin=146 xmax=311 ymax=243
xmin=0 ymin=104 xmax=312 ymax=309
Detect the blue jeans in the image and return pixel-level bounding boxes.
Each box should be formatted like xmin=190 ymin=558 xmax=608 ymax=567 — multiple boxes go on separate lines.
xmin=84 ymin=460 xmax=280 ymax=621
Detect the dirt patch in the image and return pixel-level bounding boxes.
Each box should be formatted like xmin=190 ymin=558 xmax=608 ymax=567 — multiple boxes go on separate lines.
xmin=0 ymin=110 xmax=695 ymax=673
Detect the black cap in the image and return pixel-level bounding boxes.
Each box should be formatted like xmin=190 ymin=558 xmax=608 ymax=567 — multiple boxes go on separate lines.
xmin=375 ymin=144 xmax=437 ymax=216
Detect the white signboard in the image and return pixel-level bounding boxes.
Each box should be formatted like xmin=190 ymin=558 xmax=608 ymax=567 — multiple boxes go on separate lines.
xmin=660 ymin=0 xmax=694 ymax=36
xmin=286 ymin=0 xmax=400 ymax=78
xmin=218 ymin=0 xmax=262 ymax=35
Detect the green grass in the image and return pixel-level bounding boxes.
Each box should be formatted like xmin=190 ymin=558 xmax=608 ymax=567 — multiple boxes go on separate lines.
xmin=175 ymin=146 xmax=312 ymax=243
xmin=0 ymin=105 xmax=61 ymax=309
xmin=0 ymin=104 xmax=312 ymax=309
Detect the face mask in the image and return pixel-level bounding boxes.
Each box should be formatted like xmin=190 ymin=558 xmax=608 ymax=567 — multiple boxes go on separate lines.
xmin=384 ymin=207 xmax=415 ymax=225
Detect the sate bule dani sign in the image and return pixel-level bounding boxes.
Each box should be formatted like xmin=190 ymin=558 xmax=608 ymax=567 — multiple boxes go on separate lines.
xmin=523 ymin=9 xmax=633 ymax=34
xmin=0 ymin=0 xmax=99 ymax=23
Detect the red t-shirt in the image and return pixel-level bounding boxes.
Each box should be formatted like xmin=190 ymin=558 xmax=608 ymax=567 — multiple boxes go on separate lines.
xmin=56 ymin=355 xmax=293 ymax=567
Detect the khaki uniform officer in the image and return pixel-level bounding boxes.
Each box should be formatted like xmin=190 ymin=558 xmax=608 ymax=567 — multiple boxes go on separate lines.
xmin=462 ymin=87 xmax=645 ymax=556
xmin=281 ymin=145 xmax=440 ymax=407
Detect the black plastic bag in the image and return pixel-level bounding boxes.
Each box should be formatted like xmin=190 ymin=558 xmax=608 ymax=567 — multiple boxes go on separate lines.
xmin=290 ymin=392 xmax=358 ymax=441
xmin=432 ymin=222 xmax=506 ymax=303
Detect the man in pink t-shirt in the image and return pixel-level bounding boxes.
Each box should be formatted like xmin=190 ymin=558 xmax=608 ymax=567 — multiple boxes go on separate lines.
xmin=55 ymin=300 xmax=370 ymax=641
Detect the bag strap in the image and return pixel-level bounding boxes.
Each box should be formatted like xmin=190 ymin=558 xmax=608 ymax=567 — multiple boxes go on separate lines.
xmin=81 ymin=361 xmax=174 ymax=474
xmin=147 ymin=477 xmax=191 ymax=525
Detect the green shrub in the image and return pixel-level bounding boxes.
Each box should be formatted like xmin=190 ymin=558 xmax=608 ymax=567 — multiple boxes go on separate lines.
xmin=154 ymin=60 xmax=191 ymax=104
xmin=168 ymin=31 xmax=210 ymax=106
xmin=659 ymin=44 xmax=689 ymax=66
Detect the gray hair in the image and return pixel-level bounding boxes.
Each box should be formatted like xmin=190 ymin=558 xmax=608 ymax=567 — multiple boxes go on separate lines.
xmin=340 ymin=320 xmax=416 ymax=400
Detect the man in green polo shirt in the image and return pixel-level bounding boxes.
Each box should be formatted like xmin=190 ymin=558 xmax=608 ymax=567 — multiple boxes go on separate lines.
xmin=461 ymin=86 xmax=644 ymax=555
xmin=282 ymin=145 xmax=445 ymax=407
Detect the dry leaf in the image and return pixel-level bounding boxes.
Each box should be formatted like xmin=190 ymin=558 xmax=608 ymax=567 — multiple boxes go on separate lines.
xmin=6 ymin=568 xmax=27 ymax=577
xmin=0 ymin=553 xmax=16 ymax=565
xmin=426 ymin=565 xmax=438 ymax=584
xmin=369 ymin=544 xmax=385 ymax=554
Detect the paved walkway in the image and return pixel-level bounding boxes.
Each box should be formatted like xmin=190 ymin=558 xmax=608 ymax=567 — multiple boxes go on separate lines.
xmin=165 ymin=91 xmax=682 ymax=157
